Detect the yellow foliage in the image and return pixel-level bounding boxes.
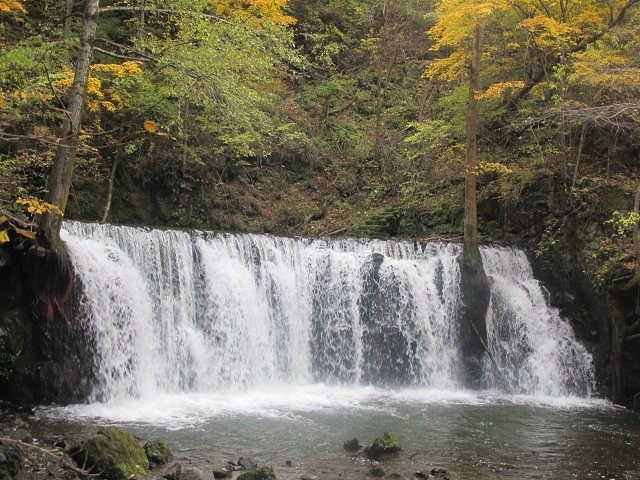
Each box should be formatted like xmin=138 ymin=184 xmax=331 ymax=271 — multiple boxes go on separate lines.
xmin=212 ymin=0 xmax=296 ymax=26
xmin=16 ymin=197 xmax=64 ymax=217
xmin=476 ymin=81 xmax=526 ymax=99
xmin=57 ymin=62 xmax=143 ymax=113
xmin=0 ymin=0 xmax=26 ymax=16
xmin=143 ymin=120 xmax=159 ymax=133
xmin=474 ymin=161 xmax=513 ymax=175
xmin=0 ymin=231 xmax=9 ymax=244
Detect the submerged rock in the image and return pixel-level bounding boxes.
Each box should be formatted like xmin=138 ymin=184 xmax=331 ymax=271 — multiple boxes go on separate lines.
xmin=164 ymin=463 xmax=182 ymax=480
xmin=237 ymin=466 xmax=277 ymax=480
xmin=370 ymin=466 xmax=386 ymax=477
xmin=144 ymin=440 xmax=171 ymax=467
xmin=212 ymin=464 xmax=233 ymax=478
xmin=0 ymin=440 xmax=23 ymax=479
xmin=71 ymin=427 xmax=148 ymax=480
xmin=237 ymin=457 xmax=259 ymax=469
xmin=413 ymin=468 xmax=451 ymax=480
xmin=364 ymin=432 xmax=401 ymax=459
xmin=343 ymin=438 xmax=361 ymax=452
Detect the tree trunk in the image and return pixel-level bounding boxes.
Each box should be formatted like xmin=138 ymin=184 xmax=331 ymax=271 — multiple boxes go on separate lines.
xmin=459 ymin=22 xmax=491 ymax=388
xmin=101 ymin=156 xmax=121 ymax=223
xmin=373 ymin=0 xmax=389 ymax=172
xmin=40 ymin=0 xmax=100 ymax=246
xmin=464 ymin=23 xmax=483 ymax=263
xmin=571 ymin=123 xmax=587 ymax=192
xmin=634 ymin=177 xmax=640 ymax=263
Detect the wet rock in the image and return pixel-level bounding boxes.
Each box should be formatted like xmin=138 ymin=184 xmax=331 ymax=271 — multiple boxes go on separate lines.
xmin=363 ymin=432 xmax=401 ymax=459
xmin=182 ymin=467 xmax=214 ymax=480
xmin=237 ymin=466 xmax=277 ymax=480
xmin=343 ymin=438 xmax=361 ymax=452
xmin=388 ymin=473 xmax=402 ymax=479
xmin=212 ymin=465 xmax=233 ymax=478
xmin=237 ymin=457 xmax=258 ymax=469
xmin=71 ymin=427 xmax=148 ymax=480
xmin=164 ymin=463 xmax=182 ymax=480
xmin=285 ymin=460 xmax=292 ymax=467
xmin=370 ymin=466 xmax=385 ymax=477
xmin=8 ymin=429 xmax=32 ymax=444
xmin=0 ymin=440 xmax=23 ymax=479
xmin=144 ymin=440 xmax=171 ymax=468
xmin=430 ymin=468 xmax=450 ymax=478
xmin=300 ymin=475 xmax=318 ymax=480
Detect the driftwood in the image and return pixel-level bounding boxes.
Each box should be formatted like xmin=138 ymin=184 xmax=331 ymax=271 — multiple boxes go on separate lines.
xmin=0 ymin=437 xmax=100 ymax=478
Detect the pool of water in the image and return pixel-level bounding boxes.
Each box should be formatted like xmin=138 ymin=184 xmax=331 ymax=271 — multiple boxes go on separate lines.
xmin=35 ymin=386 xmax=640 ymax=479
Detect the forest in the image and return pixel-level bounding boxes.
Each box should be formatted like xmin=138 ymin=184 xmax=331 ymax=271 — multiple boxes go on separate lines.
xmin=3 ymin=0 xmax=640 ymax=396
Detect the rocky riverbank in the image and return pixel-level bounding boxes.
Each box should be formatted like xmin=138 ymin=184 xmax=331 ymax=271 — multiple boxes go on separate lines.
xmin=0 ymin=407 xmax=455 ymax=480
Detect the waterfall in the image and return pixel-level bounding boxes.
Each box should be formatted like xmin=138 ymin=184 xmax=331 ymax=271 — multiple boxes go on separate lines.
xmin=61 ymin=222 xmax=595 ymax=402
xmin=481 ymin=247 xmax=596 ymax=397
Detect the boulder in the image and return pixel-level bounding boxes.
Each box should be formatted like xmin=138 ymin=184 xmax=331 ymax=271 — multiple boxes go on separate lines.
xmin=237 ymin=457 xmax=258 ymax=469
xmin=364 ymin=432 xmax=401 ymax=459
xmin=0 ymin=440 xmax=23 ymax=480
xmin=163 ymin=463 xmax=182 ymax=480
xmin=237 ymin=466 xmax=277 ymax=480
xmin=71 ymin=427 xmax=148 ymax=480
xmin=144 ymin=440 xmax=171 ymax=467
xmin=182 ymin=467 xmax=214 ymax=480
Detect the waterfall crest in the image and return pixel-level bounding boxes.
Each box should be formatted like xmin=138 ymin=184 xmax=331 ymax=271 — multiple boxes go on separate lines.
xmin=62 ymin=222 xmax=595 ymax=401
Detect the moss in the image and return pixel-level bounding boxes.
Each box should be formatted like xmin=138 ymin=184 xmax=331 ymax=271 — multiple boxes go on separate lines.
xmin=144 ymin=440 xmax=171 ymax=467
xmin=364 ymin=432 xmax=401 ymax=459
xmin=237 ymin=466 xmax=277 ymax=480
xmin=73 ymin=427 xmax=148 ymax=480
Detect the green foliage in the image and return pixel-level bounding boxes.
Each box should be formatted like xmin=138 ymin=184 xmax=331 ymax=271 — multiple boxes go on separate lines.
xmin=606 ymin=211 xmax=640 ymax=238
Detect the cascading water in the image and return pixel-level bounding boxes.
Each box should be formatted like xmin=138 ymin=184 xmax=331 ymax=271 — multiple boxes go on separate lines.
xmin=481 ymin=247 xmax=596 ymax=397
xmin=61 ymin=221 xmax=595 ymax=403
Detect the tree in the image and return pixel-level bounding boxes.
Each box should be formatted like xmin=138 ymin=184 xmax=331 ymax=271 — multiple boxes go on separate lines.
xmin=39 ymin=0 xmax=99 ymax=246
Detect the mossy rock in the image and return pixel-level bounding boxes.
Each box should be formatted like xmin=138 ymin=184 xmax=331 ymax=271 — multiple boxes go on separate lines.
xmin=364 ymin=432 xmax=401 ymax=459
xmin=144 ymin=440 xmax=171 ymax=467
xmin=236 ymin=466 xmax=277 ymax=480
xmin=0 ymin=440 xmax=23 ymax=479
xmin=72 ymin=427 xmax=148 ymax=480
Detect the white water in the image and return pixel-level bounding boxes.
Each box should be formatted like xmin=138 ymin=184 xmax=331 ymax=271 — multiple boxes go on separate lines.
xmin=60 ymin=221 xmax=596 ymax=414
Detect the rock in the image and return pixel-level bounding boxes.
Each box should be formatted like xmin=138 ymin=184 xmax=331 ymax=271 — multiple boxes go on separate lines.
xmin=236 ymin=466 xmax=277 ymax=480
xmin=212 ymin=465 xmax=233 ymax=478
xmin=71 ymin=427 xmax=149 ymax=480
xmin=285 ymin=460 xmax=292 ymax=467
xmin=8 ymin=429 xmax=32 ymax=444
xmin=164 ymin=463 xmax=182 ymax=480
xmin=363 ymin=432 xmax=401 ymax=459
xmin=343 ymin=438 xmax=361 ymax=452
xmin=429 ymin=468 xmax=451 ymax=479
xmin=388 ymin=473 xmax=402 ymax=479
xmin=144 ymin=440 xmax=171 ymax=468
xmin=370 ymin=466 xmax=385 ymax=477
xmin=182 ymin=467 xmax=213 ymax=480
xmin=237 ymin=457 xmax=258 ymax=469
xmin=0 ymin=440 xmax=23 ymax=479
xmin=300 ymin=475 xmax=319 ymax=480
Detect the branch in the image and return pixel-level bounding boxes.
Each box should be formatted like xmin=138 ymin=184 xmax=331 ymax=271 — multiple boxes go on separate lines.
xmin=0 ymin=438 xmax=99 ymax=478
xmin=98 ymin=6 xmax=231 ymax=25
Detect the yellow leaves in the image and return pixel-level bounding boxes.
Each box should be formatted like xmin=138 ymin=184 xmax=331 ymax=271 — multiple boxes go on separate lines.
xmin=15 ymin=228 xmax=36 ymax=239
xmin=476 ymin=81 xmax=525 ymax=99
xmin=474 ymin=161 xmax=513 ymax=175
xmin=0 ymin=0 xmax=26 ymax=19
xmin=212 ymin=0 xmax=296 ymax=26
xmin=518 ymin=15 xmax=579 ymax=49
xmin=16 ymin=197 xmax=64 ymax=217
xmin=143 ymin=120 xmax=159 ymax=133
xmin=57 ymin=61 xmax=143 ymax=114
xmin=424 ymin=50 xmax=468 ymax=81
xmin=143 ymin=120 xmax=169 ymax=137
xmin=0 ymin=231 xmax=9 ymax=244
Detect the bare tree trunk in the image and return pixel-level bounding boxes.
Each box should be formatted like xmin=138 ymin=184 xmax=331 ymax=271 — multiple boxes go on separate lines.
xmin=40 ymin=0 xmax=100 ymax=246
xmin=463 ymin=23 xmax=483 ymax=263
xmin=101 ymin=156 xmax=121 ymax=223
xmin=634 ymin=177 xmax=640 ymax=263
xmin=373 ymin=0 xmax=389 ymax=172
xmin=571 ymin=123 xmax=587 ymax=192
xmin=140 ymin=0 xmax=147 ymax=26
